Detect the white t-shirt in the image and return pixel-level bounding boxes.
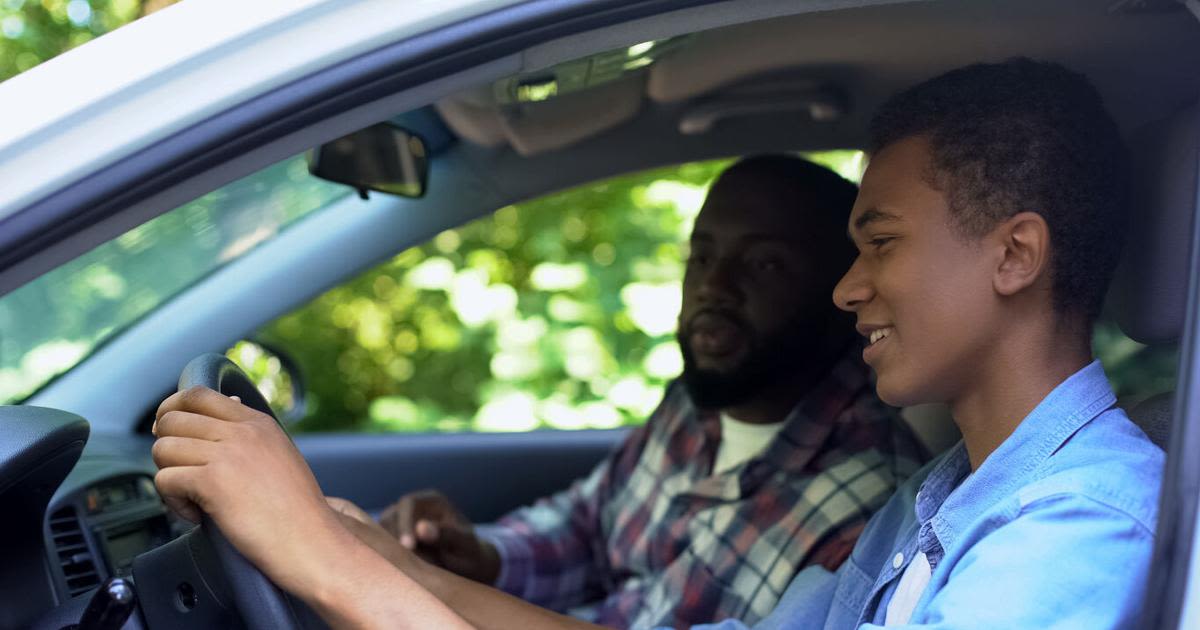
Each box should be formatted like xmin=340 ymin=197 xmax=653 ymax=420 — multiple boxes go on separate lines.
xmin=884 ymin=548 xmax=932 ymax=625
xmin=712 ymin=412 xmax=786 ymax=474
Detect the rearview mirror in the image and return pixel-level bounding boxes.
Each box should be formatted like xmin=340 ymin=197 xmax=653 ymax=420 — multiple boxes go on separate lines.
xmin=308 ymin=122 xmax=429 ymax=198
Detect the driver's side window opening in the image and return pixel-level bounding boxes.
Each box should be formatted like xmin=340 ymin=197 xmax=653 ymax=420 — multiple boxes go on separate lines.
xmin=237 ymin=154 xmax=865 ymax=434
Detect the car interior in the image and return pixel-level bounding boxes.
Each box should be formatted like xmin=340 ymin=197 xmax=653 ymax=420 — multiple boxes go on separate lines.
xmin=2 ymin=0 xmax=1199 ymax=628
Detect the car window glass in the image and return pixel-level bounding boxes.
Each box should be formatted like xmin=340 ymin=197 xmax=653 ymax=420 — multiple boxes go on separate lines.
xmin=0 ymin=155 xmax=350 ymax=403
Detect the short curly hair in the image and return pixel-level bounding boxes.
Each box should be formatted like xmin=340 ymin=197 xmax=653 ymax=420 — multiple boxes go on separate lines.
xmin=869 ymin=58 xmax=1130 ymax=322
xmin=714 ymin=154 xmax=860 ymax=275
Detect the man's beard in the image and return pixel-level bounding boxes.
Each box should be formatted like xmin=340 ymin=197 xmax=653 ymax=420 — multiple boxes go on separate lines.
xmin=677 ymin=308 xmax=821 ymax=410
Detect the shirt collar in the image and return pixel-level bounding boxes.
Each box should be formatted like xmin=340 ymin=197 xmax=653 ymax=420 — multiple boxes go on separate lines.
xmin=758 ymin=347 xmax=873 ymax=476
xmin=919 ymin=360 xmax=1117 ymax=557
xmin=681 ymin=346 xmax=873 ymax=495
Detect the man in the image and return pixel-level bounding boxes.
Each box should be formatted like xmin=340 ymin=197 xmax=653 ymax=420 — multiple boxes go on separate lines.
xmin=151 ymin=156 xmax=925 ymax=628
xmin=359 ymin=155 xmax=926 ymax=627
xmin=150 ymin=57 xmax=1160 ymax=630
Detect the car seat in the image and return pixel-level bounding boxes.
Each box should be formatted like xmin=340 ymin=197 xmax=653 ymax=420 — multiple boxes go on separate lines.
xmin=1110 ymin=102 xmax=1199 ymax=449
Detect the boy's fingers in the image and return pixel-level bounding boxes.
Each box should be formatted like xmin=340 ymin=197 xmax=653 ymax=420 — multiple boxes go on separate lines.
xmin=153 ymin=410 xmax=232 ymax=441
xmin=156 ymin=386 xmax=258 ymax=424
xmin=163 ymin=496 xmax=203 ymax=523
xmin=154 ymin=467 xmax=206 ymax=523
xmin=151 ymin=436 xmax=221 ymax=469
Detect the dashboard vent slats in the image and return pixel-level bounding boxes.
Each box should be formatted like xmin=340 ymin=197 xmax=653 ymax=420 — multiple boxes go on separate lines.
xmin=49 ymin=506 xmax=101 ymax=596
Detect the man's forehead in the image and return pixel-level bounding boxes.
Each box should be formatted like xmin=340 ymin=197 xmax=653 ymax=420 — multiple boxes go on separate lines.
xmin=692 ymin=208 xmax=807 ymax=243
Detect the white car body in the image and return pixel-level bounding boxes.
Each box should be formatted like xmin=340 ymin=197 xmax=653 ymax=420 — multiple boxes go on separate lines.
xmin=1 ymin=0 xmax=1198 ymax=628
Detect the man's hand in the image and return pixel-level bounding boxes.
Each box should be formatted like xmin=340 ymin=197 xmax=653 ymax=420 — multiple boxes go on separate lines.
xmin=380 ymin=490 xmax=501 ymax=585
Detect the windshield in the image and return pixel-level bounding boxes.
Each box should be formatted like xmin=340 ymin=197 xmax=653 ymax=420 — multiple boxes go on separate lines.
xmin=0 ymin=154 xmax=350 ymax=403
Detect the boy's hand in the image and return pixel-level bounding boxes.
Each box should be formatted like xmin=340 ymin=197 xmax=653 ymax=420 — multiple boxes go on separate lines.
xmin=380 ymin=490 xmax=501 ymax=585
xmin=151 ymin=386 xmax=347 ymax=598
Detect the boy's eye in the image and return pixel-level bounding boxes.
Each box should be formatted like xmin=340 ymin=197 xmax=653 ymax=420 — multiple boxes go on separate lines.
xmin=868 ymin=236 xmax=896 ymax=251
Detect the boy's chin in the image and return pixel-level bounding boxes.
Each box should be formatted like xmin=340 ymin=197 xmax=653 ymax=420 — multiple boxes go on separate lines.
xmin=872 ymin=374 xmax=929 ymax=408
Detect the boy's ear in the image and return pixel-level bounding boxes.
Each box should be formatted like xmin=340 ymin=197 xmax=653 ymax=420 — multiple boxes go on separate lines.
xmin=992 ymin=211 xmax=1050 ymax=298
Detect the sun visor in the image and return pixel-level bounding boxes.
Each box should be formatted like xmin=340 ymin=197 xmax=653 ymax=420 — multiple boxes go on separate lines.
xmin=437 ymin=74 xmax=644 ymax=156
xmin=434 ymin=97 xmax=509 ymax=148
xmin=500 ymin=74 xmax=643 ymax=156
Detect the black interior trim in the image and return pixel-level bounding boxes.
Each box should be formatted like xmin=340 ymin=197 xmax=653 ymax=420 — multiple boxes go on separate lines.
xmin=1140 ymin=159 xmax=1200 ymax=629
xmin=298 ymin=429 xmax=627 ymax=522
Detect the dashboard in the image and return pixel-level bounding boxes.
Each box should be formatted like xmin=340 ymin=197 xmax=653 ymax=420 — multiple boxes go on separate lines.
xmin=45 ymin=474 xmax=183 ymax=599
xmin=4 ymin=409 xmax=320 ymax=630
xmin=0 ymin=413 xmax=182 ymax=630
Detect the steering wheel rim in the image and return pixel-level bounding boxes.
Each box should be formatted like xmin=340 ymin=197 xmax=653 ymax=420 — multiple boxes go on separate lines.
xmin=177 ymin=353 xmax=305 ymax=630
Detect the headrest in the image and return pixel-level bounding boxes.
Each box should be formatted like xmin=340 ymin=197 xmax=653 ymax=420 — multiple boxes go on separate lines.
xmin=1110 ymin=103 xmax=1199 ymax=345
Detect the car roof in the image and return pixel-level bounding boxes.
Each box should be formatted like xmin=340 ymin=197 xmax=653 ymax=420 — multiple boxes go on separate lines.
xmin=436 ymin=0 xmax=1200 ymax=158
xmin=0 ymin=0 xmax=519 ymax=226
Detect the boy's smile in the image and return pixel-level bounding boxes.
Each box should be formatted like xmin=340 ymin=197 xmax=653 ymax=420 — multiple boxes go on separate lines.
xmin=834 ymin=136 xmax=1000 ymax=408
xmin=859 ymin=323 xmax=895 ymax=365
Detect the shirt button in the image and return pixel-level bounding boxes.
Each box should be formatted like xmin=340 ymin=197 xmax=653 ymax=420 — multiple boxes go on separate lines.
xmin=892 ymin=552 xmax=905 ymax=569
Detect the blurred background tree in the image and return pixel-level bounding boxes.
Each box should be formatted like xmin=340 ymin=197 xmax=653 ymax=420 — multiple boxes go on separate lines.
xmin=0 ymin=0 xmax=175 ymax=81
xmin=253 ymin=159 xmax=739 ymax=434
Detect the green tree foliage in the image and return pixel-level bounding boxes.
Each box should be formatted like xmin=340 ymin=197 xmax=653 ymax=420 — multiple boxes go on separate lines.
xmin=0 ymin=0 xmax=169 ymax=81
xmin=257 ymin=160 xmax=737 ymax=434
xmin=0 ymin=156 xmax=345 ymax=402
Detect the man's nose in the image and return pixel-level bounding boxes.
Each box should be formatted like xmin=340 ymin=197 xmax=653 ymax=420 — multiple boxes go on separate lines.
xmin=833 ymin=256 xmax=872 ymax=312
xmin=698 ymin=257 xmax=742 ymax=304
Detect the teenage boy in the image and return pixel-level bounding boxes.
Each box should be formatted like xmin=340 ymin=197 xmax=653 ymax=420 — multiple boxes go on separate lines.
xmin=359 ymin=155 xmax=925 ymax=628
xmin=150 ymin=57 xmax=1163 ymax=630
xmin=746 ymin=56 xmax=1163 ymax=628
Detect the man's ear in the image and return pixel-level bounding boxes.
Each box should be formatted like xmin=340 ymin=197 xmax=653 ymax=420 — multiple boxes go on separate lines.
xmin=992 ymin=211 xmax=1050 ymax=298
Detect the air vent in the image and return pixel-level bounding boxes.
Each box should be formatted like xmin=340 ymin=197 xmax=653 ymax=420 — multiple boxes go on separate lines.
xmin=48 ymin=506 xmax=101 ymax=596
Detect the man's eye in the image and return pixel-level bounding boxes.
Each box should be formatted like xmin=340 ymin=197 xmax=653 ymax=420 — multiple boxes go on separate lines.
xmin=868 ymin=236 xmax=895 ymax=250
xmin=754 ymin=257 xmax=784 ymax=272
xmin=688 ymin=254 xmax=710 ymax=267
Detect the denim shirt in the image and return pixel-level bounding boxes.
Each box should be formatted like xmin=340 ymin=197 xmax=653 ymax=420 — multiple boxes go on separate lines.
xmin=693 ymin=361 xmax=1164 ymax=630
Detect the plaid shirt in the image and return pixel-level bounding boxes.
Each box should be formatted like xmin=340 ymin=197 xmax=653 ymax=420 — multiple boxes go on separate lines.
xmin=478 ymin=350 xmax=926 ymax=629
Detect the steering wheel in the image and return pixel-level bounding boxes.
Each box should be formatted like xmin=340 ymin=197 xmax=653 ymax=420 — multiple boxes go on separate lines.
xmin=175 ymin=353 xmax=306 ymax=630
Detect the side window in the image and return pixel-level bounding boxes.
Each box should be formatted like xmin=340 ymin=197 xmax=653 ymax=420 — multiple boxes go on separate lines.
xmin=1093 ymin=319 xmax=1179 ymax=405
xmin=233 ymin=154 xmax=864 ymax=433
